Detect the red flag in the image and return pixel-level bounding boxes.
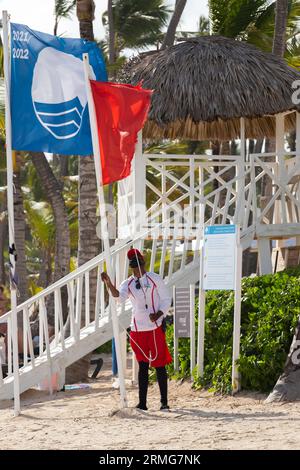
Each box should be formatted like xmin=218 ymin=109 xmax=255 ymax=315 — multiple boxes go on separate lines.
xmin=90 ymin=80 xmax=153 ymax=185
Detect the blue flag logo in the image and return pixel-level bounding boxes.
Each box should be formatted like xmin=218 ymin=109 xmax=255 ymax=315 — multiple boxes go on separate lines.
xmin=11 ymin=23 xmax=107 ymax=156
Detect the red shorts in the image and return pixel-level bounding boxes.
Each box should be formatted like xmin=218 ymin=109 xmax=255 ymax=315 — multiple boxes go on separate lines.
xmin=130 ymin=326 xmax=172 ymax=368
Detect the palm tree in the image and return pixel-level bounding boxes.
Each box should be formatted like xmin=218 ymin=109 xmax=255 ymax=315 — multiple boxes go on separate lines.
xmin=209 ymin=0 xmax=269 ymax=38
xmin=54 ymin=0 xmax=76 ymax=35
xmin=103 ymin=0 xmax=170 ymax=59
xmin=76 ymin=0 xmax=99 ymax=297
xmin=69 ymin=0 xmax=99 ymax=382
xmin=14 ymin=154 xmax=28 ymax=304
xmin=0 ymin=100 xmax=7 ymax=285
xmin=76 ymin=0 xmax=95 ymax=40
xmin=30 ymin=153 xmax=71 ymax=329
xmin=24 ymin=199 xmax=55 ymax=290
xmin=161 ymin=0 xmax=187 ymax=49
xmin=0 ymin=196 xmax=7 ymax=285
xmin=273 ymin=0 xmax=289 ymax=55
xmin=30 ymin=154 xmax=70 ymax=286
xmin=245 ymin=1 xmax=300 ymax=65
xmin=198 ymin=15 xmax=210 ymax=36
xmin=53 ymin=1 xmax=77 ymax=181
xmin=208 ymin=0 xmax=300 ymax=63
xmin=107 ymin=0 xmax=115 ymax=67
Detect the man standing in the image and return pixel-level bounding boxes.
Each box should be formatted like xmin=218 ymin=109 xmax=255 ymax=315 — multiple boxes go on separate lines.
xmin=101 ymin=248 xmax=172 ymax=411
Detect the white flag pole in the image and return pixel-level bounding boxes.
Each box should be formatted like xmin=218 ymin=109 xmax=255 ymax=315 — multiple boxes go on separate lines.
xmin=2 ymin=10 xmax=21 ymax=416
xmin=82 ymin=53 xmax=128 ymax=409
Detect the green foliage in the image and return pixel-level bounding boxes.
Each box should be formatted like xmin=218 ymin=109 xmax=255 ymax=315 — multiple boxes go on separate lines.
xmin=54 ymin=0 xmax=76 ymax=18
xmin=167 ymin=268 xmax=300 ymax=394
xmin=208 ymin=0 xmax=300 ymax=68
xmin=54 ymin=0 xmax=76 ymax=35
xmin=103 ymin=0 xmax=170 ymax=54
xmin=95 ymin=339 xmax=113 ymax=354
xmin=209 ymin=0 xmax=269 ymax=38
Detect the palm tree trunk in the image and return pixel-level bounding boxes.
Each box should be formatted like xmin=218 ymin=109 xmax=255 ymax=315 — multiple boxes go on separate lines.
xmin=54 ymin=19 xmax=58 ymax=36
xmin=31 ymin=153 xmax=70 ymax=283
xmin=273 ymin=0 xmax=289 ymax=57
xmin=76 ymin=0 xmax=99 ymax=319
xmin=67 ymin=0 xmax=99 ymax=383
xmin=76 ymin=0 xmax=95 ymax=41
xmin=14 ymin=163 xmax=28 ymax=305
xmin=108 ymin=0 xmax=116 ymax=67
xmin=59 ymin=155 xmax=69 ymax=181
xmin=161 ymin=0 xmax=187 ymax=50
xmin=38 ymin=249 xmax=52 ymax=288
xmin=31 ymin=153 xmax=70 ymax=325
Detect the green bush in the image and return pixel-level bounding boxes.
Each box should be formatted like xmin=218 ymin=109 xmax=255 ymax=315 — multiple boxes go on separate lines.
xmin=166 ymin=268 xmax=300 ymax=394
xmin=95 ymin=339 xmax=112 ymax=354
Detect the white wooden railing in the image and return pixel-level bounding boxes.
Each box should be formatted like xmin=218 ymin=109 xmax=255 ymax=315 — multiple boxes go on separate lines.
xmin=143 ymin=152 xmax=300 ymax=241
xmin=250 ymin=153 xmax=300 ymax=227
xmin=0 ymin=217 xmax=200 ymax=392
xmin=144 ymin=154 xmax=249 ymax=239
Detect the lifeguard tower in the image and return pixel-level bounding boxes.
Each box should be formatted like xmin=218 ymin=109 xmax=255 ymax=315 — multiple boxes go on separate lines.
xmin=1 ymin=36 xmax=300 ymax=402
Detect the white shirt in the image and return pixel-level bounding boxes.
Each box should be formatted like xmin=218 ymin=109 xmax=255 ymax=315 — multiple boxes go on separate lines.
xmin=118 ymin=272 xmax=172 ymax=331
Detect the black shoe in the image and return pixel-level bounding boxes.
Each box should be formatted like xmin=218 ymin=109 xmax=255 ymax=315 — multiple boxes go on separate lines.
xmin=160 ymin=404 xmax=170 ymax=411
xmin=136 ymin=403 xmax=148 ymax=411
xmin=90 ymin=357 xmax=104 ymax=379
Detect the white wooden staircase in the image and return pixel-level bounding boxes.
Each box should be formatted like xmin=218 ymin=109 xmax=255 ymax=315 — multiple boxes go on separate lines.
xmin=0 ymin=225 xmax=200 ymax=401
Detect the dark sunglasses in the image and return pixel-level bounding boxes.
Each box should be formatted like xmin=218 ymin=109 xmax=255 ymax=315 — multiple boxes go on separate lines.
xmin=129 ymin=257 xmax=144 ymax=269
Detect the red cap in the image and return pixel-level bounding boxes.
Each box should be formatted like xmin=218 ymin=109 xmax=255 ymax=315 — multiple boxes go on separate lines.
xmin=127 ymin=248 xmax=144 ymax=261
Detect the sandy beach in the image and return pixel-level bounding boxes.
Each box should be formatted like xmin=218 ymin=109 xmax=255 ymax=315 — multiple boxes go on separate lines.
xmin=0 ymin=355 xmax=300 ymax=450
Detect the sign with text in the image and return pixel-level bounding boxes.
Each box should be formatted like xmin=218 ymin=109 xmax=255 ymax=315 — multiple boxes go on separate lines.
xmin=174 ymin=287 xmax=190 ymax=338
xmin=203 ymin=225 xmax=237 ymax=290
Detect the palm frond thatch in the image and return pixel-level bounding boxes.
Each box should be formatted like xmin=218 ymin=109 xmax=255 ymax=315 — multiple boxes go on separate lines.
xmin=122 ymin=36 xmax=300 ymax=140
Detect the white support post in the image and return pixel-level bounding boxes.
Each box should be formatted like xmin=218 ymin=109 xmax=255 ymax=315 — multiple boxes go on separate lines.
xmin=117 ymin=179 xmax=132 ymax=240
xmin=296 ymin=113 xmax=300 ymax=245
xmin=2 ymin=10 xmax=21 ymax=416
xmin=297 ymin=112 xmax=300 ymax=166
xmin=232 ymin=226 xmax=243 ymax=394
xmin=173 ymin=287 xmax=179 ymax=372
xmin=190 ymin=284 xmax=195 ymax=381
xmin=132 ymin=131 xmax=146 ymax=234
xmin=275 ymin=114 xmax=285 ymax=225
xmin=189 ymin=158 xmax=195 ymax=236
xmin=235 ymin=118 xmax=246 ymax=225
xmin=132 ymin=354 xmax=138 ymax=385
xmin=257 ymin=237 xmax=273 ymax=275
xmin=83 ymin=54 xmax=127 ymax=409
xmin=116 ymin=250 xmax=127 ymax=379
xmin=199 ymin=165 xmax=205 ymax=241
xmin=276 ymin=113 xmax=285 ymax=173
xmin=197 ymin=246 xmax=206 ymax=377
xmin=162 ymin=162 xmax=167 ymax=224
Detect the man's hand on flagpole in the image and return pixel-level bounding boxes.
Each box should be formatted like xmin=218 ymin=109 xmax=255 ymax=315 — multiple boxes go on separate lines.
xmin=101 ymin=272 xmax=120 ymax=298
xmin=101 ymin=272 xmax=110 ymax=284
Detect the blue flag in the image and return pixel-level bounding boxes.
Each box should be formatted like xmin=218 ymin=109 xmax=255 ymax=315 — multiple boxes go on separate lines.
xmin=11 ymin=23 xmax=107 ymax=156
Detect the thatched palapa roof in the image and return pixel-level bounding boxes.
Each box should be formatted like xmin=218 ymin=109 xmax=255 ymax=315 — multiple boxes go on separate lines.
xmin=122 ymin=36 xmax=300 ymax=140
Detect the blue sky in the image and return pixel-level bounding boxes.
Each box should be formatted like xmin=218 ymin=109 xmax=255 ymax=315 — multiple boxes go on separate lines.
xmin=0 ymin=0 xmax=209 ymax=40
